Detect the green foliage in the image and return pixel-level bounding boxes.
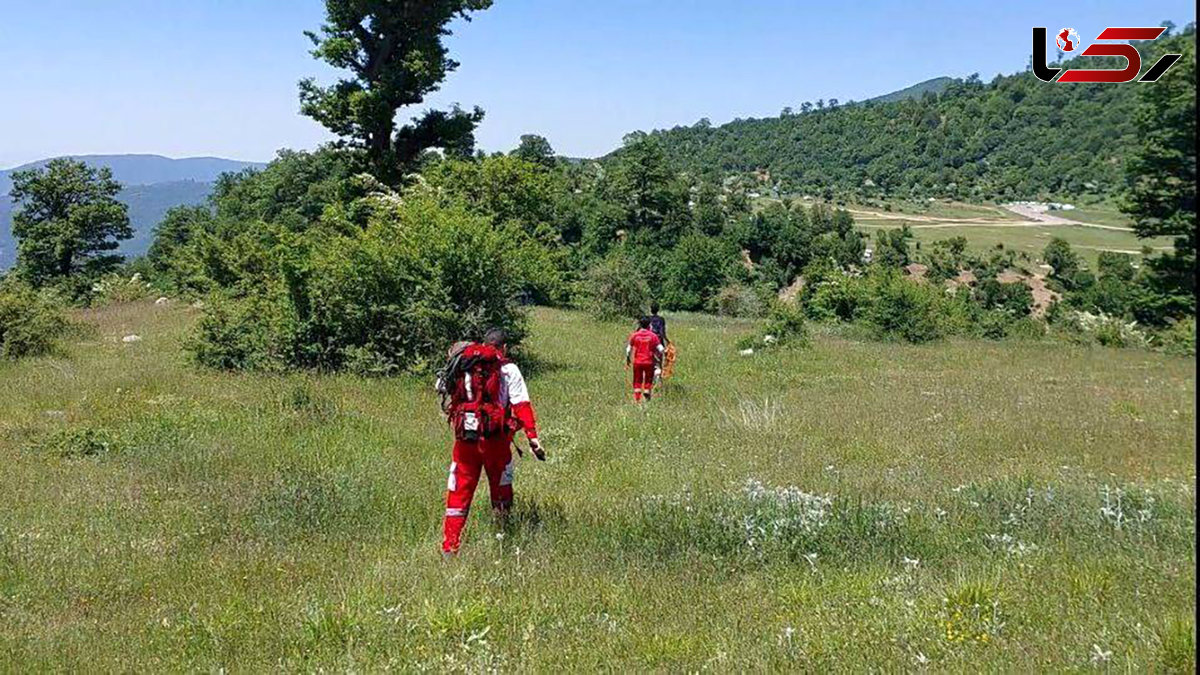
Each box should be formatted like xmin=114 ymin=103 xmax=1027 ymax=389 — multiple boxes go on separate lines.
xmin=89 ymin=272 xmax=153 ymax=306
xmin=9 ymin=158 xmax=132 ymax=299
xmin=146 ymin=205 xmax=216 ymax=283
xmin=1156 ymin=317 xmax=1195 ymax=357
xmin=761 ymin=301 xmax=809 ymax=347
xmin=188 ymin=294 xmax=285 ymax=371
xmin=511 ymin=134 xmax=557 ymax=168
xmin=862 ymin=271 xmax=945 ymax=343
xmin=1097 ymin=251 xmax=1135 ymax=281
xmin=1058 ymin=310 xmax=1151 ymax=349
xmin=804 ymin=270 xmax=871 ymax=323
xmin=711 ymin=282 xmax=766 ymax=318
xmin=607 ymin=133 xmax=692 ymax=249
xmin=187 ymin=196 xmax=543 ymax=373
xmin=1121 ymin=34 xmax=1196 ymax=317
xmin=33 ymin=426 xmax=123 ymax=459
xmin=662 ymin=233 xmax=733 ymax=311
xmin=580 ymin=252 xmax=649 ymax=321
xmin=0 ymin=279 xmax=69 ymax=360
xmin=641 ymin=31 xmax=1195 ymax=201
xmin=1042 ymin=237 xmax=1080 ymax=282
xmin=922 ymin=236 xmax=969 ymax=281
xmin=873 ymin=227 xmax=912 ymax=268
xmin=975 ymin=277 xmax=1033 ymax=317
xmin=298 ymin=0 xmax=492 ymax=182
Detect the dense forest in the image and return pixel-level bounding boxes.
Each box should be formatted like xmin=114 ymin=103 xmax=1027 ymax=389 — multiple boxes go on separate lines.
xmin=634 ymin=27 xmax=1195 ymax=201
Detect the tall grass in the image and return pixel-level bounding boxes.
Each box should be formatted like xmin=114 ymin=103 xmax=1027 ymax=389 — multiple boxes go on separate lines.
xmin=0 ymin=300 xmax=1193 ymax=670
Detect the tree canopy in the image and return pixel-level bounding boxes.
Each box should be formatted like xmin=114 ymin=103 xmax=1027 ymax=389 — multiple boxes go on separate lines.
xmin=9 ymin=159 xmax=131 ymax=294
xmin=298 ymin=0 xmax=492 ymax=183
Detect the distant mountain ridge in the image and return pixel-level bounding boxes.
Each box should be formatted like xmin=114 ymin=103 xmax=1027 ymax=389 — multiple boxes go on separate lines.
xmin=1 ymin=154 xmax=265 ymax=270
xmin=862 ymin=76 xmax=958 ymax=104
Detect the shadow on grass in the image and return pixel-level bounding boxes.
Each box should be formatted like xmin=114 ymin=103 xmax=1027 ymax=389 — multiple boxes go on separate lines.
xmin=500 ymin=495 xmax=567 ymax=541
xmin=513 ymin=350 xmax=578 ymax=378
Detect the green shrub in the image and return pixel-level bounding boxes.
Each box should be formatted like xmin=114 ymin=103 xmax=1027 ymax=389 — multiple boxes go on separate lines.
xmin=1006 ymin=317 xmax=1048 ymax=340
xmin=32 ymin=427 xmax=123 ymax=459
xmin=804 ymin=272 xmax=870 ymax=322
xmin=862 ymin=272 xmax=944 ymax=343
xmin=661 ymin=233 xmax=734 ymax=311
xmin=1059 ymin=310 xmax=1151 ymax=349
xmin=187 ymin=294 xmax=287 ymax=371
xmin=1156 ymin=317 xmax=1196 ymax=357
xmin=738 ymin=302 xmax=810 ymax=351
xmin=187 ymin=196 xmax=545 ymax=373
xmin=90 ymin=272 xmax=153 ymax=306
xmin=0 ymin=279 xmax=69 ymax=360
xmin=580 ymin=252 xmax=650 ymax=321
xmin=711 ymin=282 xmax=765 ymax=318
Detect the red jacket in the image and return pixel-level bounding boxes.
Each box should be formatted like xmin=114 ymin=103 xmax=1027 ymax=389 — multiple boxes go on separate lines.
xmin=627 ymin=328 xmax=663 ymax=366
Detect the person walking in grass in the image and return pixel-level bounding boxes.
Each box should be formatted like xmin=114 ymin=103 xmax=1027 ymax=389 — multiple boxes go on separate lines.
xmin=626 ymin=316 xmax=664 ymax=403
xmin=436 ymin=329 xmax=544 ymax=556
xmin=647 ymin=301 xmax=669 ymax=345
xmin=647 ymin=302 xmax=676 ymax=385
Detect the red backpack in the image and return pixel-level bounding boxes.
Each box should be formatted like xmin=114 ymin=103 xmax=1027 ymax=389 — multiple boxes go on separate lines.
xmin=436 ymin=343 xmax=507 ymax=442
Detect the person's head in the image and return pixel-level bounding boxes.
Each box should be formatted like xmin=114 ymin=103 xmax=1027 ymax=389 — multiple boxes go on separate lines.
xmin=483 ymin=328 xmax=506 ymax=351
xmin=638 ymin=316 xmax=651 ymax=330
xmin=650 ymin=301 xmax=660 ymax=315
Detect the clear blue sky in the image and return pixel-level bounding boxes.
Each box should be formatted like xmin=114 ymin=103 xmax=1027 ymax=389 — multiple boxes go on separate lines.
xmin=0 ymin=0 xmax=1193 ymax=168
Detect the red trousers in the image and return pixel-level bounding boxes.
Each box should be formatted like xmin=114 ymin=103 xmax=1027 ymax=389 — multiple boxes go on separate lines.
xmin=442 ymin=435 xmax=514 ymax=553
xmin=632 ymin=363 xmax=656 ymax=400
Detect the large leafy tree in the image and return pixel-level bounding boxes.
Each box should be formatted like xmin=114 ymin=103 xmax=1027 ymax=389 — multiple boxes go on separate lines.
xmin=512 ymin=134 xmax=557 ymax=168
xmin=298 ymin=0 xmax=492 ymax=183
xmin=608 ymin=132 xmax=690 ymax=248
xmin=1121 ymin=34 xmax=1196 ymax=317
xmin=9 ymin=159 xmax=131 ymax=291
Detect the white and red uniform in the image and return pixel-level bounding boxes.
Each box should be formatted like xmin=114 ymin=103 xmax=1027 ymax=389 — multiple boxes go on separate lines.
xmin=627 ymin=328 xmax=664 ymax=401
xmin=442 ymin=360 xmax=538 ymax=553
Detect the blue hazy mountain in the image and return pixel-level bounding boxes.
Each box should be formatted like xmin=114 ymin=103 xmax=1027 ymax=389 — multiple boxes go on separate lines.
xmin=1 ymin=154 xmax=264 ymax=270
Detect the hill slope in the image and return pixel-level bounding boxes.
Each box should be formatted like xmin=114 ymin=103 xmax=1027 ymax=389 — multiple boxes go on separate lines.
xmin=640 ymin=30 xmax=1194 ymax=201
xmin=863 ymin=76 xmax=957 ymax=104
xmin=1 ymin=154 xmax=265 ymax=270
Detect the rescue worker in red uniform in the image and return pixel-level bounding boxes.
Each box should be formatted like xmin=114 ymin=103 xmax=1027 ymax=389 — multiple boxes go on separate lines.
xmin=626 ymin=316 xmax=665 ymax=402
xmin=441 ymin=329 xmax=543 ymax=556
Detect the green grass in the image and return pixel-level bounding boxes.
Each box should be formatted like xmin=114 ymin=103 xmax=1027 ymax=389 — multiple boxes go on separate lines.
xmin=856 ymin=199 xmax=1013 ymax=220
xmin=0 ymin=301 xmax=1195 ymax=670
xmin=1066 ymin=205 xmax=1136 ymax=229
xmin=857 ymin=222 xmax=1173 ymax=267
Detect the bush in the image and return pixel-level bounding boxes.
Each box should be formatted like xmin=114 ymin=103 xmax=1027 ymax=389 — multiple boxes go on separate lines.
xmin=738 ymin=302 xmax=810 ymax=351
xmin=803 ymin=270 xmax=871 ymax=323
xmin=1156 ymin=317 xmax=1195 ymax=356
xmin=187 ymin=294 xmax=286 ymax=371
xmin=580 ymin=252 xmax=650 ymax=321
xmin=661 ymin=233 xmax=733 ymax=311
xmin=0 ymin=280 xmax=69 ymax=360
xmin=90 ymin=272 xmax=153 ymax=306
xmin=862 ymin=272 xmax=944 ymax=343
xmin=711 ymin=282 xmax=765 ymax=318
xmin=188 ymin=195 xmax=547 ymax=373
xmin=1059 ymin=310 xmax=1151 ymax=349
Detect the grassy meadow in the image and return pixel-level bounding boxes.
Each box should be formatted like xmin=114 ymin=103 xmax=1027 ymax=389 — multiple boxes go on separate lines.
xmin=0 ymin=301 xmax=1195 ymax=671
xmin=854 ymin=221 xmax=1174 ymax=267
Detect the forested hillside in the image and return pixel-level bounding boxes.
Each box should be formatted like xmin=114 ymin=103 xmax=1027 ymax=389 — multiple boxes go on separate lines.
xmin=638 ymin=29 xmax=1194 ymax=201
